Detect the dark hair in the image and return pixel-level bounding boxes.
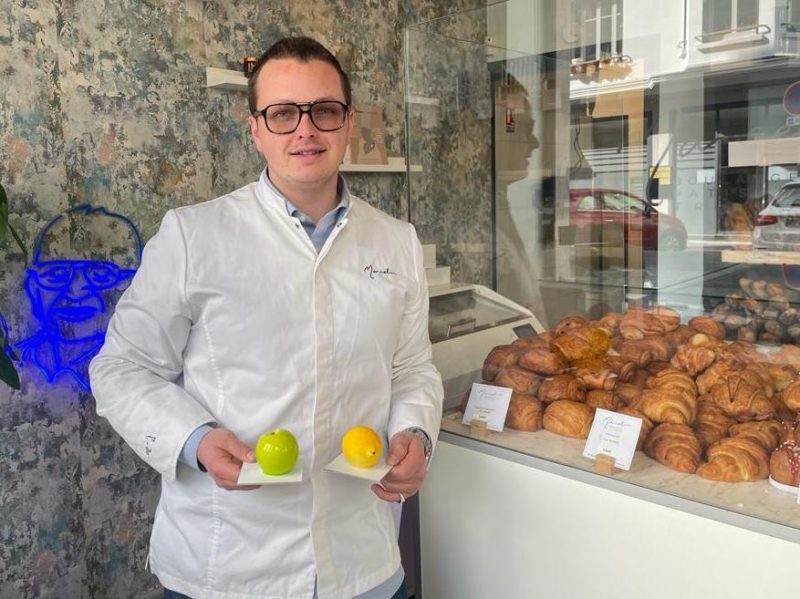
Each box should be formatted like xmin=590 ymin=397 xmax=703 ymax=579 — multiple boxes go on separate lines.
xmin=247 ymin=36 xmax=352 ymax=114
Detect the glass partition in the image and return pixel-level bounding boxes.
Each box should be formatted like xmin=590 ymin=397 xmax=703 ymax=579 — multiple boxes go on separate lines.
xmin=406 ymin=0 xmax=800 ymax=534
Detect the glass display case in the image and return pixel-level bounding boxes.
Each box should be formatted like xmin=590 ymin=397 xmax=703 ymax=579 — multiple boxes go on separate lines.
xmin=405 ymin=0 xmax=800 ymax=566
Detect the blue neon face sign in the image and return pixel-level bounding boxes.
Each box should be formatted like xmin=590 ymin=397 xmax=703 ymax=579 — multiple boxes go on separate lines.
xmin=16 ymin=205 xmax=142 ymax=391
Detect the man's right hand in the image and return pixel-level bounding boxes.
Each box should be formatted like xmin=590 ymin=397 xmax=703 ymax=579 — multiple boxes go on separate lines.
xmin=197 ymin=428 xmax=258 ymax=490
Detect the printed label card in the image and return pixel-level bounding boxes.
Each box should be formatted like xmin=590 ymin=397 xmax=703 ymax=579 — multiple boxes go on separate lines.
xmin=461 ymin=383 xmax=513 ymax=432
xmin=582 ymin=408 xmax=643 ymax=471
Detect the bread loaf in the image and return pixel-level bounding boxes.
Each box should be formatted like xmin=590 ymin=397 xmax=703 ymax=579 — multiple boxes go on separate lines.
xmin=644 ymin=423 xmax=701 ymax=473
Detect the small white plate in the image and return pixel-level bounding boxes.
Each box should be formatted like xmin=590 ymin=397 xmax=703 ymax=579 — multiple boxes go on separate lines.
xmin=237 ymin=462 xmax=303 ymax=485
xmin=768 ymin=476 xmax=800 ymax=494
xmin=324 ymin=453 xmax=392 ymax=482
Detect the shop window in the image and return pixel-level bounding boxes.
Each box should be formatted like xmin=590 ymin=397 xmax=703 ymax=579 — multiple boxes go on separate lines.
xmin=702 ymin=0 xmax=759 ymax=36
xmin=573 ymin=1 xmax=624 ymax=62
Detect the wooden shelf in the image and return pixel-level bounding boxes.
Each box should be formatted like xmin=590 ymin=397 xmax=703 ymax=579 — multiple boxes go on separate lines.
xmin=341 ymin=157 xmax=421 ymax=173
xmin=206 ymin=67 xmax=248 ymax=91
xmin=721 ymin=249 xmax=800 ymax=266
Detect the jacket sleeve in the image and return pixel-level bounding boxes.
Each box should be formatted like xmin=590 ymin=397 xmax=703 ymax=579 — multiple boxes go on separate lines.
xmin=387 ymin=224 xmax=444 ymax=455
xmin=89 ymin=210 xmax=215 ymax=481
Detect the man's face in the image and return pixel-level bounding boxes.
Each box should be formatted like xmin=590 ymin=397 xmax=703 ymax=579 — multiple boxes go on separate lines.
xmin=248 ymin=58 xmax=354 ymax=198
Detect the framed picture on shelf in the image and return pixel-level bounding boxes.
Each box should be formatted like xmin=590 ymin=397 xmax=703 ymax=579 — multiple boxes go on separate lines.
xmin=347 ymin=104 xmax=388 ymax=165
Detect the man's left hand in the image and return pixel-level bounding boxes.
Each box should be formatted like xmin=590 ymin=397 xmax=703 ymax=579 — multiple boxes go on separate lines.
xmin=371 ymin=430 xmax=427 ymax=503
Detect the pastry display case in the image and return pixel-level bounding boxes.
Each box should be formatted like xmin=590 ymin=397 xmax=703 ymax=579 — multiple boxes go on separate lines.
xmin=406 ymin=2 xmax=800 ymax=596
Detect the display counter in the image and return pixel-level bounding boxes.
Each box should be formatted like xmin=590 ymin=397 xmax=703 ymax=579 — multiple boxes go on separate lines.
xmin=420 ymin=421 xmax=800 ymax=598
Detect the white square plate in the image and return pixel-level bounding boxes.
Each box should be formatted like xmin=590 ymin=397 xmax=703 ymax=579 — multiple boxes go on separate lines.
xmin=237 ymin=462 xmax=303 ymax=485
xmin=323 ymin=454 xmax=392 ymax=482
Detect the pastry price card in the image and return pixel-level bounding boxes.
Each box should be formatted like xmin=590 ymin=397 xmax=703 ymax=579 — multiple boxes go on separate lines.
xmin=461 ymin=383 xmax=513 ymax=432
xmin=582 ymin=408 xmax=643 ymax=471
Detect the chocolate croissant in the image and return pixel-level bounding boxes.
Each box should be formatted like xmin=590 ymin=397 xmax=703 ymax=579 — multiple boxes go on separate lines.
xmin=542 ymin=400 xmax=594 ymax=438
xmin=538 ymin=374 xmax=585 ymax=404
xmin=696 ymin=437 xmax=769 ymax=482
xmin=518 ymin=346 xmax=568 ymax=376
xmin=585 ymin=389 xmax=620 ymax=411
xmin=552 ymin=315 xmax=590 ymax=337
xmin=644 ymin=423 xmax=702 ymax=474
xmin=482 ymin=345 xmax=523 ymax=381
xmin=573 ymin=367 xmax=617 ymax=391
xmin=494 ymin=366 xmax=542 ymax=395
xmin=504 ymin=393 xmax=544 ymax=432
xmin=619 ymin=309 xmax=666 ymax=340
xmin=688 ymin=316 xmax=726 ymax=340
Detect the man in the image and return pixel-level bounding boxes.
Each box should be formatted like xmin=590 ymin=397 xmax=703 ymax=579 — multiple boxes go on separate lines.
xmin=90 ymin=36 xmax=442 ymax=599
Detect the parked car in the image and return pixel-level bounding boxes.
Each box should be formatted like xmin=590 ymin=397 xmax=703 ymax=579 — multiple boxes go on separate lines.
xmin=569 ymin=188 xmax=688 ymax=251
xmin=752 ymin=182 xmax=800 ymax=250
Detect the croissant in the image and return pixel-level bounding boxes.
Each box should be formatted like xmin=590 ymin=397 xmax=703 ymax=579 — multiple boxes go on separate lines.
xmin=688 ymin=316 xmax=726 ymax=340
xmin=649 ymin=306 xmax=681 ymax=332
xmin=696 ymin=362 xmax=739 ymax=395
xmin=585 ymin=389 xmax=620 ymax=411
xmin=482 ymin=345 xmax=523 ymax=381
xmin=494 ymin=366 xmax=542 ymax=395
xmin=645 ymin=368 xmax=698 ymax=397
xmin=715 ymin=341 xmax=761 ymax=365
xmin=693 ymin=401 xmax=734 ymax=450
xmin=518 ymin=346 xmax=568 ymax=375
xmin=669 ymin=343 xmax=716 ymax=376
xmin=639 ymin=387 xmax=697 ymax=426
xmin=781 ymin=379 xmax=800 ymax=411
xmin=769 ymin=441 xmax=800 ymax=486
xmin=619 ymin=309 xmax=666 ymax=340
xmin=551 ymin=326 xmax=612 ymax=362
xmin=616 ymin=406 xmax=653 ymax=450
xmin=645 ymin=360 xmax=672 ymax=376
xmin=542 ymin=400 xmax=594 ymax=438
xmin=738 ymin=363 xmax=776 ymax=398
xmin=573 ymin=367 xmax=617 ymax=391
xmin=696 ymin=437 xmax=769 ymax=482
xmin=644 ymin=423 xmax=701 ymax=473
xmin=552 ymin=315 xmax=590 ymax=337
xmin=504 ymin=393 xmax=544 ymax=432
xmin=632 ymin=336 xmax=673 ymax=362
xmin=729 ymin=420 xmax=787 ymax=452
xmin=709 ymin=376 xmax=775 ymax=422
xmin=538 ymin=374 xmax=585 ymax=404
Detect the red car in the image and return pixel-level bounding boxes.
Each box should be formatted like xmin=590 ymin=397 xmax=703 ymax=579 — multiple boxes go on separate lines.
xmin=569 ymin=188 xmax=687 ymax=251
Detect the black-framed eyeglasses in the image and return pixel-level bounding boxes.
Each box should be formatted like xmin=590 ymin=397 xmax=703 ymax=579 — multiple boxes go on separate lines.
xmin=254 ymin=101 xmax=349 ymax=134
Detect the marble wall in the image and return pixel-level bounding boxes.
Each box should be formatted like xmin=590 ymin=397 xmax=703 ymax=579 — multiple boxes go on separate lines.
xmin=0 ymin=0 xmax=487 ymax=597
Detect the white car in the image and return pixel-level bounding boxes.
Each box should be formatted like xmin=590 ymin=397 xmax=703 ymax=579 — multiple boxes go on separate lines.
xmin=752 ymin=182 xmax=800 ymax=250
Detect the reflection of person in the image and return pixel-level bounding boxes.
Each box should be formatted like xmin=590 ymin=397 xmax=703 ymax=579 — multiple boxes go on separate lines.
xmin=494 ymin=73 xmax=549 ymax=325
xmin=17 ymin=205 xmax=141 ymax=391
xmin=90 ymin=36 xmax=442 ymax=599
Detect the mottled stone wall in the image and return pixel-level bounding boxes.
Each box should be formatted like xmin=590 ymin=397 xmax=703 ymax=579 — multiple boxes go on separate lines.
xmin=0 ymin=1 xmax=486 ymax=597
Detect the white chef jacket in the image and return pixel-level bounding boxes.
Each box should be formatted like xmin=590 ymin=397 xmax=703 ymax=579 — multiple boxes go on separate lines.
xmin=89 ymin=172 xmax=443 ymax=599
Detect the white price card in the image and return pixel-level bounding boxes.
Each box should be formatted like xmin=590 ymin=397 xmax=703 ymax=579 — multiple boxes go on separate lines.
xmin=582 ymin=408 xmax=643 ymax=471
xmin=461 ymin=383 xmax=513 ymax=432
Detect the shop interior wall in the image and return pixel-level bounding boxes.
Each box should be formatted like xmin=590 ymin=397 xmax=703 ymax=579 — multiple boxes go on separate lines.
xmin=0 ymin=1 xmax=485 ymax=596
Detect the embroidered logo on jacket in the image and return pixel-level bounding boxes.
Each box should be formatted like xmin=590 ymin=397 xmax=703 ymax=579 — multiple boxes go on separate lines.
xmin=364 ymin=265 xmax=397 ymax=279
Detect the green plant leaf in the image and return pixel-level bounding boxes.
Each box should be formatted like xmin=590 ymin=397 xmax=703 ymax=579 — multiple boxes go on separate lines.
xmin=0 ymin=351 xmax=20 ymax=390
xmin=0 ymin=182 xmax=8 ymax=244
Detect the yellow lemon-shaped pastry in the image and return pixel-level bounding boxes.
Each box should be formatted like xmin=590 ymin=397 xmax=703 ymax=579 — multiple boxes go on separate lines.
xmin=341 ymin=425 xmax=382 ymax=469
